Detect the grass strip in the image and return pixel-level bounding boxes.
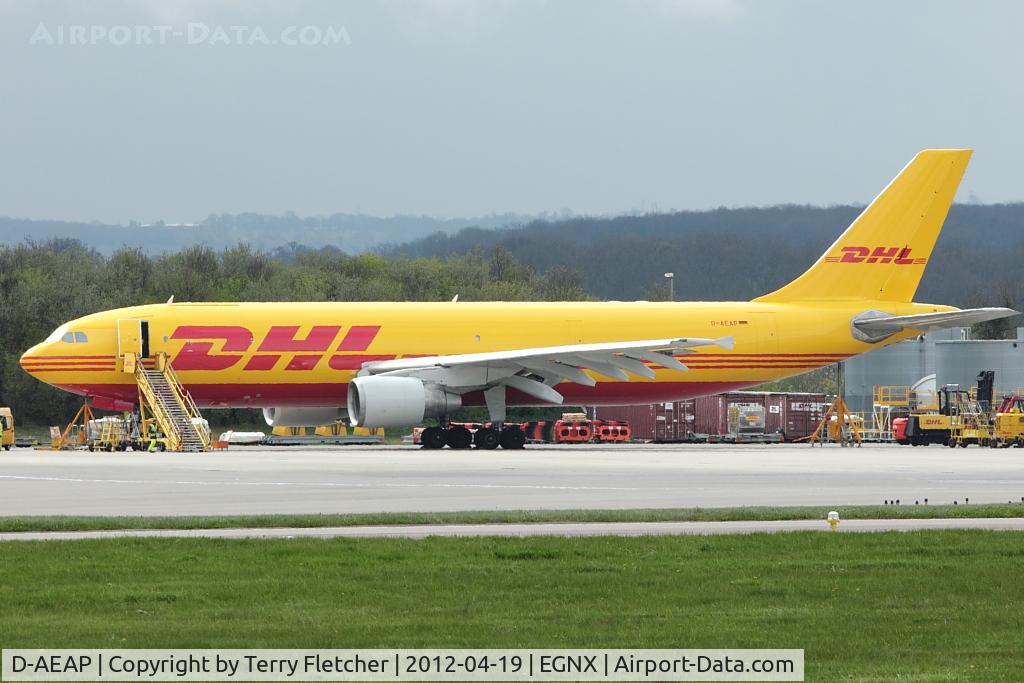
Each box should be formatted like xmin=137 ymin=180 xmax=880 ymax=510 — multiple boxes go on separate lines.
xmin=1 ymin=531 xmax=1022 ymax=679
xmin=0 ymin=503 xmax=1022 ymax=533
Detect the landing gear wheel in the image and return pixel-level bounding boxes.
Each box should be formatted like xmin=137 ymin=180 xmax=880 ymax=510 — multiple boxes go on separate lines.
xmin=473 ymin=427 xmax=500 ymax=450
xmin=421 ymin=426 xmax=447 ymax=449
xmin=445 ymin=426 xmax=473 ymax=449
xmin=499 ymin=426 xmax=526 ymax=450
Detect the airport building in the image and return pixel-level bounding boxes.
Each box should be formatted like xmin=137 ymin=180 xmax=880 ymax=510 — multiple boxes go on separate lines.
xmin=845 ymin=327 xmax=1024 ymax=414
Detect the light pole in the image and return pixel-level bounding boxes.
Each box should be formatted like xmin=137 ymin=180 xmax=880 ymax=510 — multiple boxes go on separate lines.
xmin=664 ymin=272 xmax=674 ymax=301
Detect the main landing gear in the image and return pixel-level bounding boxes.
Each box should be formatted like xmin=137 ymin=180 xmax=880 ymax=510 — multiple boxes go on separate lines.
xmin=420 ymin=423 xmax=526 ymax=450
xmin=420 ymin=385 xmax=527 ymax=450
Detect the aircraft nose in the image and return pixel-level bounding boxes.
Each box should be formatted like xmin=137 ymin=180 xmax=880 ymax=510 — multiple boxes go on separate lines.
xmin=20 ymin=343 xmax=48 ymax=378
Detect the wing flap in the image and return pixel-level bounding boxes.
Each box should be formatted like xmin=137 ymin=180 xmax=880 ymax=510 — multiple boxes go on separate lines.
xmin=626 ymin=350 xmax=690 ymax=372
xmin=504 ymin=374 xmax=565 ymax=403
xmin=518 ymin=359 xmax=597 ymax=387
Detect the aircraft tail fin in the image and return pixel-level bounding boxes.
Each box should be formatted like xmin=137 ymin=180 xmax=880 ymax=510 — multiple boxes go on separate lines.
xmin=754 ymin=149 xmax=971 ymax=304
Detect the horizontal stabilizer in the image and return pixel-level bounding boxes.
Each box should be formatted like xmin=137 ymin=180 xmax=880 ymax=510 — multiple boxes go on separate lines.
xmin=852 ymin=307 xmax=1018 ymax=343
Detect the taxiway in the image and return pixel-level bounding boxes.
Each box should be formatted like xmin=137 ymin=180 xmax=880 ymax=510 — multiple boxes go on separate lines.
xmin=2 ymin=443 xmax=1023 ymax=516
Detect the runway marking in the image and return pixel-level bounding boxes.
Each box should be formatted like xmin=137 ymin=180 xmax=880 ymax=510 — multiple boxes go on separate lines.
xmin=0 ymin=474 xmax=640 ymax=492
xmin=2 ymin=518 xmax=1023 ymax=542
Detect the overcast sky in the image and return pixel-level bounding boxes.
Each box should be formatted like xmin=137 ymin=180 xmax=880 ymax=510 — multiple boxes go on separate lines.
xmin=0 ymin=0 xmax=1021 ymax=223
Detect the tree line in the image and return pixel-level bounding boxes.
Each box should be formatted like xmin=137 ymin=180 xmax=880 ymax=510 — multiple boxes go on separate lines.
xmin=0 ymin=240 xmax=587 ymax=426
xmin=382 ymin=203 xmax=1024 ymax=313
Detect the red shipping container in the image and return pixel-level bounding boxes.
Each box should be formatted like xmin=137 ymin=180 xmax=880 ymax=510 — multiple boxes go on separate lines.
xmin=595 ymin=392 xmax=827 ymax=442
xmin=781 ymin=394 xmax=828 ymax=441
xmin=764 ymin=394 xmax=787 ymax=434
xmin=654 ymin=401 xmax=696 ymax=442
xmin=694 ymin=393 xmax=765 ymax=435
xmin=596 ymin=404 xmax=657 ymax=440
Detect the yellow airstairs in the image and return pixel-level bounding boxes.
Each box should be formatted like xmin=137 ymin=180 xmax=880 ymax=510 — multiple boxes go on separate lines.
xmin=126 ymin=352 xmax=211 ymax=453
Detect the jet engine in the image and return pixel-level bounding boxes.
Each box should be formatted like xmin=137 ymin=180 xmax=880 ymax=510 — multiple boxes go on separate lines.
xmin=262 ymin=407 xmax=347 ymax=428
xmin=347 ymin=376 xmax=461 ymax=428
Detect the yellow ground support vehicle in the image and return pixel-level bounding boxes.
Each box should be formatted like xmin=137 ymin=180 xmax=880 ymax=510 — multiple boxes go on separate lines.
xmin=87 ymin=415 xmax=137 ymax=451
xmin=0 ymin=407 xmax=13 ymax=450
xmin=905 ymin=381 xmax=995 ymax=447
xmin=993 ymin=394 xmax=1024 ymax=447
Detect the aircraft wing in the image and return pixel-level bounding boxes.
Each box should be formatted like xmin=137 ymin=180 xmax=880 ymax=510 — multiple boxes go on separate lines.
xmin=853 ymin=307 xmax=1018 ymax=342
xmin=358 ymin=336 xmax=735 ymax=404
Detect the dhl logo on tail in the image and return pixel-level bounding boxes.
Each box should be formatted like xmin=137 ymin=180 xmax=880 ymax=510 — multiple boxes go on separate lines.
xmin=822 ymin=246 xmax=927 ymax=265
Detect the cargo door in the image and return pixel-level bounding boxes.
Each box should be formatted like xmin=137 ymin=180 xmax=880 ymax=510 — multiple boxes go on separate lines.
xmin=655 ymin=402 xmax=674 ymax=441
xmin=765 ymin=395 xmax=785 ymax=434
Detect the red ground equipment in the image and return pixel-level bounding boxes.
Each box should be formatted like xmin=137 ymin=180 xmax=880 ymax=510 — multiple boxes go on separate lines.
xmin=892 ymin=417 xmax=909 ymax=444
xmin=553 ymin=414 xmax=593 ymax=443
xmin=592 ymin=420 xmax=632 ymax=442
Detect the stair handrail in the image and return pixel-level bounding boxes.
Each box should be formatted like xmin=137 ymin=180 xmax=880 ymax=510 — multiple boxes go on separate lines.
xmin=157 ymin=353 xmax=211 ymax=450
xmin=134 ymin=361 xmax=183 ymax=451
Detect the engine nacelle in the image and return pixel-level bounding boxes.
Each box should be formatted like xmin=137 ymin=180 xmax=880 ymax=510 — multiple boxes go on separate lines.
xmin=348 ymin=376 xmax=461 ymax=428
xmin=262 ymin=407 xmax=347 ymax=428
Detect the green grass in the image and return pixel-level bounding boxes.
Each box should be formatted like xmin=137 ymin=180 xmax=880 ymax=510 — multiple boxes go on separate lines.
xmin=1 ymin=532 xmax=1022 ymax=680
xmin=0 ymin=503 xmax=1021 ymax=533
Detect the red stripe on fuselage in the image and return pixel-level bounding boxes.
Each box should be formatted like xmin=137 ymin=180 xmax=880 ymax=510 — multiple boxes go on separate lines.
xmin=22 ymin=363 xmax=117 ymax=368
xmin=27 ymin=368 xmax=117 ymax=372
xmin=684 ymin=354 xmax=851 ymax=358
xmin=682 ymin=364 xmax=825 ymax=369
xmin=19 ymin=358 xmax=114 ymax=362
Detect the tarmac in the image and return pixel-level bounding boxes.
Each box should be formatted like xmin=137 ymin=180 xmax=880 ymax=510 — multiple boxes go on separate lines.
xmin=2 ymin=517 xmax=1024 ymax=542
xmin=2 ymin=443 xmax=1024 ymax=516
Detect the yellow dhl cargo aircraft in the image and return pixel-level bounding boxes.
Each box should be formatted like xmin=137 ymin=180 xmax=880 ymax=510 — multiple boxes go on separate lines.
xmin=20 ymin=149 xmax=1016 ymax=448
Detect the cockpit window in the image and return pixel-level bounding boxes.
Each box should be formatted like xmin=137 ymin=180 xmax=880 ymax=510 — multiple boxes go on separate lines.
xmin=44 ymin=325 xmax=86 ymax=344
xmin=45 ymin=324 xmax=70 ymax=343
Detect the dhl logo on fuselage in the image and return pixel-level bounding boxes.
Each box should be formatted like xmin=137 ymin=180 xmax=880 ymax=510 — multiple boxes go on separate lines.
xmin=170 ymin=324 xmax=392 ymax=372
xmin=823 ymin=246 xmax=927 ymax=265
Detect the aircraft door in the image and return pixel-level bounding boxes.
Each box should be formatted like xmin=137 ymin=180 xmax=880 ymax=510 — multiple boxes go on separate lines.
xmin=117 ymin=319 xmax=150 ymax=359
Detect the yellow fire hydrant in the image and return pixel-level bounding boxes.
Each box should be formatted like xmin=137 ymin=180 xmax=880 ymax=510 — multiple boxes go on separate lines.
xmin=827 ymin=510 xmax=840 ymax=531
